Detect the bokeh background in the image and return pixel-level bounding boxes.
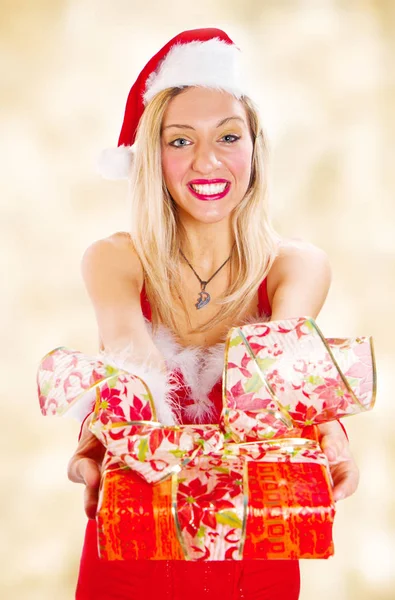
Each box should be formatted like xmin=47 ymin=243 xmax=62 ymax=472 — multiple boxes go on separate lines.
xmin=1 ymin=0 xmax=394 ymax=598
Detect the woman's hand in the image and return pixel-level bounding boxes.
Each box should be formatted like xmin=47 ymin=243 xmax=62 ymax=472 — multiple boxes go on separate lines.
xmin=318 ymin=421 xmax=360 ymax=501
xmin=67 ymin=414 xmax=106 ymax=519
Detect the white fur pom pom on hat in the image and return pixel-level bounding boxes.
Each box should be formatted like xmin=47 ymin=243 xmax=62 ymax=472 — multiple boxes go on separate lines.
xmin=96 ymin=144 xmax=135 ymax=180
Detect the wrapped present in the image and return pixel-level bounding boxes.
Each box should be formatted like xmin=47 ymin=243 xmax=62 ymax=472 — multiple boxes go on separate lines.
xmin=37 ymin=317 xmax=376 ymax=561
xmin=97 ymin=437 xmax=334 ymax=560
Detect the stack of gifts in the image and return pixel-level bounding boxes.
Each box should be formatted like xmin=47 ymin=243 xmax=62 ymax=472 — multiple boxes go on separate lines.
xmin=37 ymin=316 xmax=376 ymax=561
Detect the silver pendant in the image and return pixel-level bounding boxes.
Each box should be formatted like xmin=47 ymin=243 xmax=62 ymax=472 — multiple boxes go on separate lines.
xmin=195 ymin=290 xmax=210 ymax=309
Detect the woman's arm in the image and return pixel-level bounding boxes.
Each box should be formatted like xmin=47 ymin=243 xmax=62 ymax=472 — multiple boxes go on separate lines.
xmin=267 ymin=238 xmax=359 ymax=501
xmin=68 ymin=232 xmax=166 ymax=518
xmin=80 ymin=231 xmax=166 ymax=370
xmin=267 ymin=238 xmax=332 ymax=322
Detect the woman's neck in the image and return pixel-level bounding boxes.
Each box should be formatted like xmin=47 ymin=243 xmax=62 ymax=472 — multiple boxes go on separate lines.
xmin=179 ymin=217 xmax=235 ymax=271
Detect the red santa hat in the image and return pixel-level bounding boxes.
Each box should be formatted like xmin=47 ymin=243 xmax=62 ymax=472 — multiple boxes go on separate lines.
xmin=97 ymin=28 xmax=246 ymax=179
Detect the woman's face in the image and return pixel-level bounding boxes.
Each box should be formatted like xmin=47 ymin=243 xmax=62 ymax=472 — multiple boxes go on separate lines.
xmin=161 ymin=87 xmax=254 ymax=225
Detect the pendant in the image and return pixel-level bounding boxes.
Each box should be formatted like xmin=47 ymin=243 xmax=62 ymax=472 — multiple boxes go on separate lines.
xmin=195 ymin=290 xmax=210 ymax=309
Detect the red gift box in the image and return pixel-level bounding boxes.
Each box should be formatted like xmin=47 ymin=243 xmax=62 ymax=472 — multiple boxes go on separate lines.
xmin=96 ymin=436 xmax=334 ymax=561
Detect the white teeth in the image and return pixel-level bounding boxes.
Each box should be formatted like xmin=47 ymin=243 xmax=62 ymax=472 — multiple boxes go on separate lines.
xmin=190 ymin=183 xmax=228 ymax=195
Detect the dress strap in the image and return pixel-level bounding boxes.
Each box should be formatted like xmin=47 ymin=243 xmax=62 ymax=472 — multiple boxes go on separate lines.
xmin=258 ymin=277 xmax=272 ymax=317
xmin=140 ymin=283 xmax=152 ymax=321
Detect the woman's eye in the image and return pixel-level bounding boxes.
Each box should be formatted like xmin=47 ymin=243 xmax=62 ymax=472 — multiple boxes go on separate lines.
xmin=169 ymin=138 xmax=191 ymax=148
xmin=221 ymin=134 xmax=240 ymax=144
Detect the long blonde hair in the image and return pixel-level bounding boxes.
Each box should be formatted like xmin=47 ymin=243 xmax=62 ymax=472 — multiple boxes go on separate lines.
xmin=128 ymin=87 xmax=280 ymax=333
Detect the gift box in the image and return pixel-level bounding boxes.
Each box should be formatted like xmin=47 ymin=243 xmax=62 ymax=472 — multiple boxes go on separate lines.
xmin=37 ymin=317 xmax=376 ymax=561
xmin=97 ymin=437 xmax=334 ymax=561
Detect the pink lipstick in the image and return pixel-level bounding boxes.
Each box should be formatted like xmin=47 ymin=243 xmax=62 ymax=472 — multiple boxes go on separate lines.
xmin=187 ymin=179 xmax=231 ymax=201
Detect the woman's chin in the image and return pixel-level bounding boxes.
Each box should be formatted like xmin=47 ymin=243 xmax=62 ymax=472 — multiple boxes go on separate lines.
xmin=175 ymin=200 xmax=238 ymax=225
xmin=185 ymin=210 xmax=231 ymax=226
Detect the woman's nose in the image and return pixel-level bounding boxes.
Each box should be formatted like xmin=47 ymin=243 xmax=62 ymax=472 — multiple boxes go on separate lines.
xmin=191 ymin=142 xmax=221 ymax=174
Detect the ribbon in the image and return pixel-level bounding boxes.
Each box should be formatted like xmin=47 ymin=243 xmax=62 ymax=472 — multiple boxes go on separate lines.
xmin=222 ymin=316 xmax=376 ymax=442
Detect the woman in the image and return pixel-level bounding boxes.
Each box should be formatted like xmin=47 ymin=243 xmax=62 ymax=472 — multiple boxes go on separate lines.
xmin=68 ymin=28 xmax=359 ymax=599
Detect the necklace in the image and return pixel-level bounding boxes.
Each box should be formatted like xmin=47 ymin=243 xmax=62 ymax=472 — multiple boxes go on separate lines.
xmin=180 ymin=247 xmax=234 ymax=310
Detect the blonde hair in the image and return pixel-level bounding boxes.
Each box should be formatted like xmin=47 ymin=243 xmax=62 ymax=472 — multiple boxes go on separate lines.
xmin=128 ymin=87 xmax=280 ymax=333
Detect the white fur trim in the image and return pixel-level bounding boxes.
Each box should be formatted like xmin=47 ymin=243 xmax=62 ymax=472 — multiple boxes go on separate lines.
xmin=146 ymin=323 xmax=223 ymax=423
xmin=98 ymin=345 xmax=180 ymax=426
xmin=144 ymin=39 xmax=245 ymax=104
xmin=96 ymin=144 xmax=135 ymax=180
xmin=147 ymin=312 xmax=270 ymax=423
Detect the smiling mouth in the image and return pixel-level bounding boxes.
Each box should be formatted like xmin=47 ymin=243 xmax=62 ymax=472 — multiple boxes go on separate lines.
xmin=187 ymin=181 xmax=231 ymax=201
xmin=190 ymin=182 xmax=228 ymax=194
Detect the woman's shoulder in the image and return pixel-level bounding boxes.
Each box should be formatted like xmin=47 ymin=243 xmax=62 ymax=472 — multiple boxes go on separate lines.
xmin=276 ymin=236 xmax=329 ymax=260
xmin=267 ymin=237 xmax=331 ymax=305
xmin=81 ymin=231 xmax=144 ymax=288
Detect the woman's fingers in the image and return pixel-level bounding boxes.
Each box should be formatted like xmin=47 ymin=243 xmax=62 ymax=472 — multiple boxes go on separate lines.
xmin=74 ymin=456 xmax=101 ymax=487
xmin=330 ymin=459 xmax=360 ymax=502
xmin=67 ymin=429 xmax=105 ymax=482
xmin=67 ymin=415 xmax=106 ymax=518
xmin=318 ymin=421 xmax=348 ymax=462
xmin=80 ymin=458 xmax=101 ymax=518
xmin=320 ymin=434 xmax=359 ymax=501
xmin=68 ymin=455 xmax=102 ymax=518
xmin=320 ymin=433 xmax=349 ymax=464
xmin=317 ymin=421 xmax=359 ymax=501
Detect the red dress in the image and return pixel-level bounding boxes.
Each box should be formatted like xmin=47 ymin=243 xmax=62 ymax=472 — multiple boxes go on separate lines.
xmin=76 ymin=278 xmax=301 ymax=599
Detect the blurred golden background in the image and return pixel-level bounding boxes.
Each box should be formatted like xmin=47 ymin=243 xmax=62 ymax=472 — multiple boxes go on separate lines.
xmin=1 ymin=0 xmax=394 ymax=598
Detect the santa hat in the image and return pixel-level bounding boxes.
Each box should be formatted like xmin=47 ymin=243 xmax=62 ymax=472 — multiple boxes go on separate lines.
xmin=97 ymin=28 xmax=246 ymax=179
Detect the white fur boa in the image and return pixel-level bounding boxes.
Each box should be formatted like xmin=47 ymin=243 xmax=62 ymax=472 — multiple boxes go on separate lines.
xmin=149 ymin=323 xmax=225 ymax=423
xmin=98 ymin=313 xmax=269 ymax=425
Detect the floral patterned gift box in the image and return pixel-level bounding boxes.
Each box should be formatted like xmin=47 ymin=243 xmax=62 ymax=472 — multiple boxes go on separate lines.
xmin=37 ymin=317 xmax=376 ymax=561
xmin=96 ymin=434 xmax=335 ymax=560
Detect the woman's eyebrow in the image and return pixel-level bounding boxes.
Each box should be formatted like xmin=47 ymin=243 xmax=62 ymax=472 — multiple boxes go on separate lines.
xmin=162 ymin=123 xmax=195 ymax=131
xmin=162 ymin=116 xmax=245 ymax=132
xmin=216 ymin=116 xmax=245 ymax=127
